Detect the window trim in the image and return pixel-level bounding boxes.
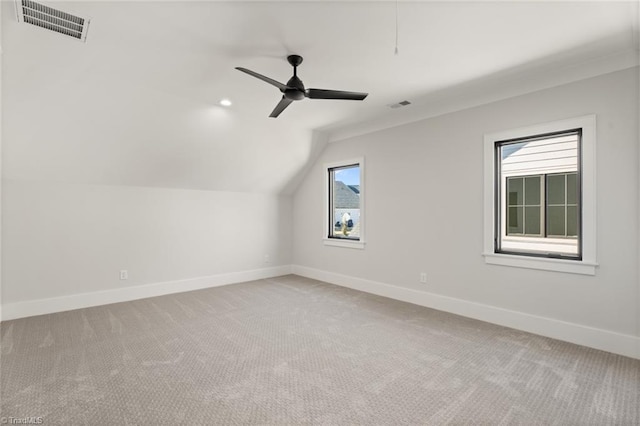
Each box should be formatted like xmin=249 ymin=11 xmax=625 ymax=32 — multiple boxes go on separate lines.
xmin=483 ymin=115 xmax=597 ymax=275
xmin=324 ymin=157 xmax=365 ymax=249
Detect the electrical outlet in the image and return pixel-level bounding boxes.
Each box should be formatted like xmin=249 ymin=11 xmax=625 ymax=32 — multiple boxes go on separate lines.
xmin=419 ymin=272 xmax=427 ymax=283
xmin=120 ymin=270 xmax=128 ymax=280
xmin=264 ymin=254 xmax=271 ymax=264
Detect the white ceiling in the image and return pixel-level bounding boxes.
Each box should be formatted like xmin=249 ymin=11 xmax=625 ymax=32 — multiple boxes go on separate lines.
xmin=2 ymin=1 xmax=638 ymax=194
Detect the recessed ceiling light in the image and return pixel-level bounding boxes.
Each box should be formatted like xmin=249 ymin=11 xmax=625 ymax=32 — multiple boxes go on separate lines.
xmin=219 ymin=99 xmax=232 ymax=107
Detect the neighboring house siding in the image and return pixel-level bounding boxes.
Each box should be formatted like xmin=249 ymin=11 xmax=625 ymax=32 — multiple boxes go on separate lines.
xmin=502 ymin=133 xmax=578 ymax=177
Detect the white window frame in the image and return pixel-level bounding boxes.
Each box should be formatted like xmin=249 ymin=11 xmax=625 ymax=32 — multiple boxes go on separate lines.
xmin=324 ymin=157 xmax=365 ymax=249
xmin=483 ymin=115 xmax=597 ymax=275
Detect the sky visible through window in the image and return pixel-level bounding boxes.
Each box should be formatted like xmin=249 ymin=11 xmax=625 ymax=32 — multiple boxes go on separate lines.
xmin=335 ymin=166 xmax=359 ymax=185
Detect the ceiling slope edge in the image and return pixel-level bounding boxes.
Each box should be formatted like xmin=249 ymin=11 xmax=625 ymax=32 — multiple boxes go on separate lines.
xmin=327 ymin=47 xmax=639 ymax=144
xmin=279 ymin=130 xmax=330 ymax=196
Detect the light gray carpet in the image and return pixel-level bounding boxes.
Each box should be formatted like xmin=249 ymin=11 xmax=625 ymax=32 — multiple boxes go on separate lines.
xmin=1 ymin=275 xmax=638 ymax=425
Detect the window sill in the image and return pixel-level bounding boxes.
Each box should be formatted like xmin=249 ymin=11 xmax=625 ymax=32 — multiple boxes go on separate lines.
xmin=324 ymin=238 xmax=366 ymax=249
xmin=483 ymin=252 xmax=597 ymax=275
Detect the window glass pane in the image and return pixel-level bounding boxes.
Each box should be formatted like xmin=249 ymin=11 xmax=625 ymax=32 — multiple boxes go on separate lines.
xmin=547 ymin=174 xmax=565 ymax=205
xmin=507 ymin=207 xmax=523 ymax=234
xmin=524 ymin=206 xmax=540 ymax=235
xmin=547 ymin=206 xmax=565 ymax=236
xmin=497 ymin=130 xmax=580 ymax=258
xmin=525 ymin=176 xmax=540 ymax=205
xmin=567 ymin=206 xmax=578 ymax=237
xmin=329 ymin=165 xmax=360 ymax=240
xmin=566 ymin=173 xmax=578 ymax=205
xmin=507 ymin=178 xmax=523 ymax=206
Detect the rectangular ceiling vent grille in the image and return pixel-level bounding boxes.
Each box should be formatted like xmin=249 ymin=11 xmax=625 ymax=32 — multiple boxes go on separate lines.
xmin=16 ymin=0 xmax=90 ymax=42
xmin=388 ymin=100 xmax=412 ymax=109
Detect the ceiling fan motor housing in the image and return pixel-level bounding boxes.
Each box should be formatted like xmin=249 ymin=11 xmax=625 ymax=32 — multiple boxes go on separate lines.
xmin=284 ymin=88 xmax=305 ymax=101
xmin=284 ymin=76 xmax=305 ymax=100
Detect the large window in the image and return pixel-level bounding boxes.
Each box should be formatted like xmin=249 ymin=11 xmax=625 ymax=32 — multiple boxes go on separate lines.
xmin=325 ymin=158 xmax=365 ymax=248
xmin=496 ymin=131 xmax=581 ymax=258
xmin=483 ymin=116 xmax=597 ymax=275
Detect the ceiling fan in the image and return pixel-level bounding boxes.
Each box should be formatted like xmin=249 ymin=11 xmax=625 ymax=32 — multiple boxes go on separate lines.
xmin=235 ymin=55 xmax=368 ymax=118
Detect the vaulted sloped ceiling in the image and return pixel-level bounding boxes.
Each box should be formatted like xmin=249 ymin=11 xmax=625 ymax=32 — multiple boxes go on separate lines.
xmin=2 ymin=1 xmax=638 ymax=194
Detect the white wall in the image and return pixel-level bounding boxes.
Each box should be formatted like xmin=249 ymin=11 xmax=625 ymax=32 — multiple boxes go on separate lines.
xmin=292 ymin=67 xmax=639 ymax=357
xmin=0 ymin=1 xmax=3 ymax=322
xmin=1 ymin=180 xmax=292 ymax=319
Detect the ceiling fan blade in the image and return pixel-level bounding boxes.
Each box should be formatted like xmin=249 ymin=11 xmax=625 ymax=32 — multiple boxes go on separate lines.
xmin=235 ymin=67 xmax=287 ymax=91
xmin=269 ymin=96 xmax=293 ymax=118
xmin=305 ymin=88 xmax=368 ymax=101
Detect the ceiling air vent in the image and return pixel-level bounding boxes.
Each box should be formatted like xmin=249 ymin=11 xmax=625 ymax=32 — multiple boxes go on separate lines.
xmin=15 ymin=0 xmax=90 ymax=42
xmin=388 ymin=100 xmax=411 ymax=109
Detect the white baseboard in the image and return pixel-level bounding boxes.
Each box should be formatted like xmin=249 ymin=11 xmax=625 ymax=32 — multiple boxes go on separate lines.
xmin=1 ymin=265 xmax=292 ymax=321
xmin=4 ymin=264 xmax=638 ymax=360
xmin=292 ymin=265 xmax=640 ymax=360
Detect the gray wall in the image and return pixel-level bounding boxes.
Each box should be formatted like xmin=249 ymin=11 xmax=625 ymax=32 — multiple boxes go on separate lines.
xmin=292 ymin=67 xmax=639 ymax=338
